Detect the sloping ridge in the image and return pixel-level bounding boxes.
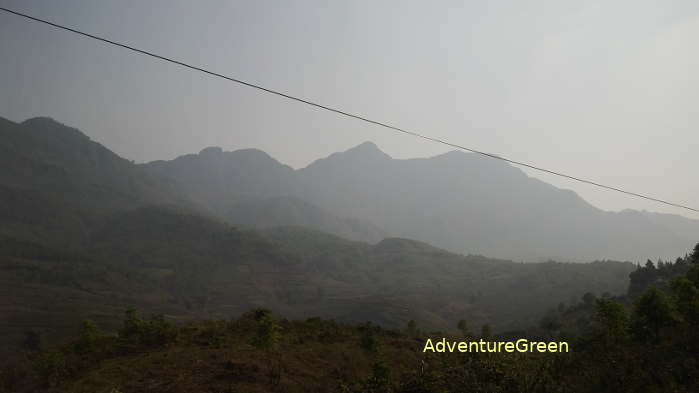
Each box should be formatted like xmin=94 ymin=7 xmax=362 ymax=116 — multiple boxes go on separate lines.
xmin=0 ymin=116 xmax=185 ymax=212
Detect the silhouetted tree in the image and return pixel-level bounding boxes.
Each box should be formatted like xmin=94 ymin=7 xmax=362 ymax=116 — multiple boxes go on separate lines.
xmin=691 ymin=243 xmax=699 ymax=264
xmin=645 ymin=259 xmax=656 ymax=270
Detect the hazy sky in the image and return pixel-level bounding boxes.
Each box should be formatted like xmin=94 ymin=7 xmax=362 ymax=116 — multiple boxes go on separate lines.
xmin=1 ymin=0 xmax=697 ymax=219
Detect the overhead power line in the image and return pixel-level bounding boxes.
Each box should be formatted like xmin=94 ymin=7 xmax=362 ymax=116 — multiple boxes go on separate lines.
xmin=1 ymin=6 xmax=697 ymax=214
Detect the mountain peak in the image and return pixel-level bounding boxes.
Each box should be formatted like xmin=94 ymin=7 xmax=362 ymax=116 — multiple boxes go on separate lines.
xmin=303 ymin=141 xmax=391 ymax=171
xmin=199 ymin=146 xmax=224 ymax=156
xmin=21 ymin=116 xmax=61 ymax=127
xmin=21 ymin=117 xmax=89 ymax=141
xmin=329 ymin=141 xmax=392 ymax=163
xmin=345 ymin=141 xmax=389 ymax=157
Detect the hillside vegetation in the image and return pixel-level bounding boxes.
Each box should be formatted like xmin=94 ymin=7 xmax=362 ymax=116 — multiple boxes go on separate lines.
xmin=2 ymin=246 xmax=698 ymax=393
xmin=0 ymin=205 xmax=634 ymax=358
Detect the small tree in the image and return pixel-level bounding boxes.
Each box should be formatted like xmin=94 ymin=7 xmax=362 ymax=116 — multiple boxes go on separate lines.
xmin=248 ymin=309 xmax=283 ymax=387
xmin=364 ymin=355 xmax=391 ymax=393
xmin=34 ymin=350 xmax=70 ymax=387
xmin=119 ymin=307 xmax=143 ymax=338
xmin=687 ymin=265 xmax=699 ymax=286
xmin=631 ymin=287 xmax=677 ymax=343
xmin=671 ymin=276 xmax=699 ymax=326
xmin=140 ymin=314 xmax=177 ymax=347
xmin=74 ymin=320 xmax=104 ymax=355
xmin=593 ymin=298 xmax=629 ymax=348
xmin=250 ymin=309 xmax=281 ymax=351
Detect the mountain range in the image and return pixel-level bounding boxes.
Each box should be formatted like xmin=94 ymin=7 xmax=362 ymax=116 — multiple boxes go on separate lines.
xmin=143 ymin=135 xmax=699 ymax=262
xmin=2 ymin=115 xmax=697 ymax=264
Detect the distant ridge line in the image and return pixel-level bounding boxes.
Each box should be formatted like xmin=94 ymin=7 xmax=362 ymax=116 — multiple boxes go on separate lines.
xmin=1 ymin=6 xmax=697 ymax=214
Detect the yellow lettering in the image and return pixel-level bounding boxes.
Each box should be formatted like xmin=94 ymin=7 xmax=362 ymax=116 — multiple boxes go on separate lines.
xmin=423 ymin=338 xmax=435 ymax=352
xmin=458 ymin=342 xmax=468 ymax=352
xmin=559 ymin=342 xmax=569 ymax=352
xmin=516 ymin=339 xmax=528 ymax=352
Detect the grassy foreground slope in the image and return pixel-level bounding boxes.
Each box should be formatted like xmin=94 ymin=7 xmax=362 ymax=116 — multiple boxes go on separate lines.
xmin=6 ymin=251 xmax=699 ymax=393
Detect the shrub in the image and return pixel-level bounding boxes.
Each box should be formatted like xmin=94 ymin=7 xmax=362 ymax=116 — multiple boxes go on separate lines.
xmin=34 ymin=350 xmax=71 ymax=387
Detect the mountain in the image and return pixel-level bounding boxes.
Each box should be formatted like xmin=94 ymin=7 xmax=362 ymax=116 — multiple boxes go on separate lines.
xmin=5 ymin=114 xmax=693 ymax=262
xmin=145 ymin=146 xmax=298 ymax=212
xmin=636 ymin=210 xmax=699 ymax=249
xmin=144 ymin=139 xmax=699 ymax=262
xmin=143 ymin=145 xmax=385 ymax=243
xmin=0 ymin=184 xmax=89 ymax=249
xmin=0 ymin=117 xmax=185 ymax=213
xmin=297 ymin=145 xmax=699 ymax=261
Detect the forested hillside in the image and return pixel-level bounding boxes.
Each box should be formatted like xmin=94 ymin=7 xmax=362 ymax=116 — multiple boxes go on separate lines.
xmin=0 ymin=205 xmax=635 ymax=359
